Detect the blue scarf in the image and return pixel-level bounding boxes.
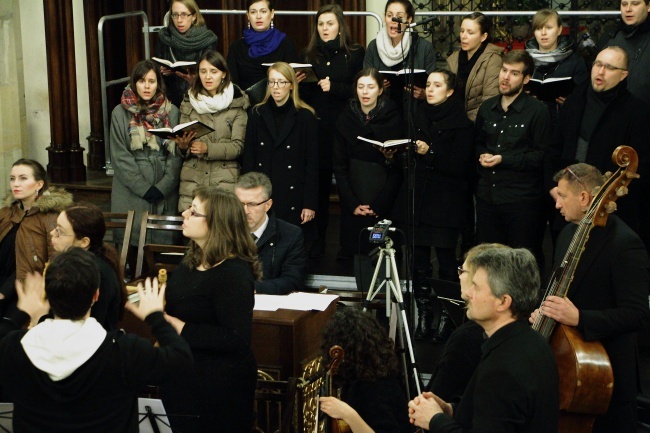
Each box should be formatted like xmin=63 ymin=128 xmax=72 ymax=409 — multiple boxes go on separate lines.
xmin=243 ymin=27 xmax=286 ymax=58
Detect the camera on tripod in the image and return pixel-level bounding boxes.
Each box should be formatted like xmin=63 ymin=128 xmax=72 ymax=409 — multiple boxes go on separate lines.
xmin=369 ymin=219 xmax=393 ymax=244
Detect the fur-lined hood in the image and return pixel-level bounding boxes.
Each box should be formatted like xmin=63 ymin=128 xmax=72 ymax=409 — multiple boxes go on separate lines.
xmin=3 ymin=186 xmax=74 ymax=214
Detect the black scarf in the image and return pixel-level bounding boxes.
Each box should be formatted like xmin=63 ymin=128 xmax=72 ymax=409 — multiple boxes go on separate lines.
xmin=317 ymin=36 xmax=341 ymax=60
xmin=457 ymin=43 xmax=487 ymax=95
xmin=416 ymin=95 xmax=470 ymax=136
xmin=580 ymin=81 xmax=623 ymax=142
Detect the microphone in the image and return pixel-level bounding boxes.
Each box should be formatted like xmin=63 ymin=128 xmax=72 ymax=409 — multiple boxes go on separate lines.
xmin=391 ymin=17 xmax=408 ymax=24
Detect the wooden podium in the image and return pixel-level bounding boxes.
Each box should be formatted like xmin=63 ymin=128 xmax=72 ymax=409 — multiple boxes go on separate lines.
xmin=252 ymin=298 xmax=337 ymax=379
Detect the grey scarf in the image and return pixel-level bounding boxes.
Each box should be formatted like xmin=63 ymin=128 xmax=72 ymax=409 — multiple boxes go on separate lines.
xmin=158 ymin=24 xmax=218 ymax=53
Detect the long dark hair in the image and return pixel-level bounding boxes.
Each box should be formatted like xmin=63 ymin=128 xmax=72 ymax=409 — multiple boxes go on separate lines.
xmin=304 ymin=4 xmax=361 ymax=63
xmin=64 ymin=203 xmax=128 ymax=318
xmin=321 ymin=307 xmax=400 ymax=383
xmin=184 ymin=186 xmax=262 ymax=279
xmin=190 ymin=50 xmax=232 ymax=98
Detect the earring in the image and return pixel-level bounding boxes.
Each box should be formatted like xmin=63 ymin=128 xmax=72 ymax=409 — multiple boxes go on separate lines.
xmin=35 ymin=189 xmax=40 ymax=197
xmin=270 ymin=19 xmax=274 ymax=29
xmin=248 ymin=22 xmax=251 ymax=29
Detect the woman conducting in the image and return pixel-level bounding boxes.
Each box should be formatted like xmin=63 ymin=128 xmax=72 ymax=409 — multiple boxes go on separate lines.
xmin=162 ymin=186 xmax=259 ymax=433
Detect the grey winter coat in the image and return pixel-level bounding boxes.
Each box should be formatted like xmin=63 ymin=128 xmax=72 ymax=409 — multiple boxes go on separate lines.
xmin=177 ymin=87 xmax=249 ymax=212
xmin=109 ymin=104 xmax=181 ymax=245
xmin=447 ymin=43 xmax=504 ymax=122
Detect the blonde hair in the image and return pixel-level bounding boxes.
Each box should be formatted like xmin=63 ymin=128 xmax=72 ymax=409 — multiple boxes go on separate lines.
xmin=255 ymin=62 xmax=316 ymax=116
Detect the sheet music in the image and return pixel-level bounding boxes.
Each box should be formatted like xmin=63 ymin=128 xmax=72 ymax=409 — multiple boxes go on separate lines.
xmin=138 ymin=398 xmax=172 ymax=433
xmin=254 ymin=292 xmax=338 ymax=311
xmin=0 ymin=403 xmax=12 ymax=433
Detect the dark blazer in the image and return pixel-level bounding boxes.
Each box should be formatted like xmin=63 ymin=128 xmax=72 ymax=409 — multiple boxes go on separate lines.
xmin=242 ymin=101 xmax=319 ymax=228
xmin=546 ymin=81 xmax=650 ymax=232
xmin=256 ymin=213 xmax=306 ymax=295
xmin=429 ymin=320 xmax=559 ymax=433
xmin=555 ymin=216 xmax=650 ymax=413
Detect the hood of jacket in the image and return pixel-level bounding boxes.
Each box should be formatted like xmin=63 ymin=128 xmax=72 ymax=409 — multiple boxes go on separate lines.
xmin=3 ymin=186 xmax=73 ymax=214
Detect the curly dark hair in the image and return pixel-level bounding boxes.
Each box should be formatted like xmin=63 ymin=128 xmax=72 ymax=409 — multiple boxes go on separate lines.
xmin=320 ymin=307 xmax=400 ymax=383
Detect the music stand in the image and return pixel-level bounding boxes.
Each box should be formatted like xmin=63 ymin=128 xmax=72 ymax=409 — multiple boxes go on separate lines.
xmin=0 ymin=403 xmax=12 ymax=433
xmin=428 ymin=278 xmax=466 ymax=328
xmin=138 ymin=398 xmax=172 ymax=433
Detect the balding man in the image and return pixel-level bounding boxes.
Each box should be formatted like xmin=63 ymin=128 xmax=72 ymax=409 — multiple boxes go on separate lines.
xmin=546 ymin=46 xmax=650 ymax=240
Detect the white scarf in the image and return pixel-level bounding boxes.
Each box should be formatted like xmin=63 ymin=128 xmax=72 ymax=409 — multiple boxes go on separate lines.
xmin=375 ymin=26 xmax=412 ymax=67
xmin=189 ymin=83 xmax=235 ymax=115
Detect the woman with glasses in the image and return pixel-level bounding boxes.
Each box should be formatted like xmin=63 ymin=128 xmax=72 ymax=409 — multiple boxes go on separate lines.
xmin=161 ymin=186 xmax=260 ymax=433
xmin=446 ymin=12 xmax=503 ymax=122
xmin=525 ymin=9 xmax=587 ymax=129
xmin=393 ymin=69 xmax=474 ymax=342
xmin=364 ymin=0 xmax=436 ymax=111
xmin=50 ymin=204 xmax=127 ymax=332
xmin=110 ymin=60 xmax=181 ymax=246
xmin=242 ymin=62 xmax=318 ymax=238
xmin=0 ymin=159 xmax=73 ymax=314
xmin=301 ymin=4 xmax=365 ymax=257
xmin=227 ymin=0 xmax=299 ymax=94
xmin=333 ymin=68 xmax=403 ymax=260
xmin=173 ymin=50 xmax=249 ymax=212
xmin=154 ymin=0 xmax=218 ymax=107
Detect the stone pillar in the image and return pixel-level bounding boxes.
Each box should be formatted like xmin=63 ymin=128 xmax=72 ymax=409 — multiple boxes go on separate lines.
xmin=43 ymin=0 xmax=85 ymax=182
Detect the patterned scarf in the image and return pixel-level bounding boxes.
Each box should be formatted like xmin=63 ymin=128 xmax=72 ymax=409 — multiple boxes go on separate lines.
xmin=189 ymin=83 xmax=235 ymax=114
xmin=525 ymin=35 xmax=574 ymax=67
xmin=120 ymin=85 xmax=172 ymax=151
xmin=375 ymin=26 xmax=411 ymax=67
xmin=243 ymin=27 xmax=287 ymax=58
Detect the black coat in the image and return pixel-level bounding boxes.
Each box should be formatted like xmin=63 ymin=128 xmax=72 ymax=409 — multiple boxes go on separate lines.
xmin=393 ymin=96 xmax=474 ymax=229
xmin=227 ymin=37 xmax=299 ymax=91
xmin=333 ymin=100 xmax=404 ymax=252
xmin=302 ymin=44 xmax=366 ymax=165
xmin=555 ymin=215 xmax=650 ymax=426
xmin=242 ymin=100 xmax=319 ymax=228
xmin=546 ymin=81 xmax=650 ymax=233
xmin=256 ymin=214 xmax=306 ymax=295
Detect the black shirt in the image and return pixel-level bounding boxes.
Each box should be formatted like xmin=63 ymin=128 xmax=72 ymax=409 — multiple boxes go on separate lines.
xmin=475 ymin=91 xmax=551 ymax=204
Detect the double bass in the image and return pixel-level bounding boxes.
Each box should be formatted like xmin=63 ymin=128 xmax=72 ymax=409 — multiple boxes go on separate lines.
xmin=532 ymin=145 xmax=639 ymax=433
xmin=318 ymin=345 xmax=351 ymax=433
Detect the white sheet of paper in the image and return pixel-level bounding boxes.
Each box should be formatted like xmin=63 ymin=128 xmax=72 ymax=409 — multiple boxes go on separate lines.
xmin=254 ymin=292 xmax=338 ymax=311
xmin=138 ymin=398 xmax=172 ymax=433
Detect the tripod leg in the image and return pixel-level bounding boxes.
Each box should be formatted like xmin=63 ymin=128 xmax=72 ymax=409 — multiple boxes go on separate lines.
xmin=363 ymin=249 xmax=386 ymax=311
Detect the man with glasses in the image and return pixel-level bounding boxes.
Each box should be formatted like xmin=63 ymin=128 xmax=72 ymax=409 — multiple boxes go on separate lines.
xmin=597 ymin=0 xmax=650 ymax=104
xmin=537 ymin=163 xmax=650 ymax=433
xmin=235 ymin=172 xmax=306 ymax=295
xmin=546 ymin=46 xmax=650 ymax=242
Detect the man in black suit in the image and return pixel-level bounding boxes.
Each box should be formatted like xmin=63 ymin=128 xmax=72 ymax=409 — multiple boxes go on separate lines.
xmin=235 ymin=172 xmax=306 ymax=295
xmin=537 ymin=163 xmax=650 ymax=433
xmin=408 ymin=246 xmax=559 ymax=432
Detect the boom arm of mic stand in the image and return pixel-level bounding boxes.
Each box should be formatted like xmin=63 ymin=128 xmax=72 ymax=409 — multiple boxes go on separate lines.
xmin=406 ymin=15 xmax=439 ymax=29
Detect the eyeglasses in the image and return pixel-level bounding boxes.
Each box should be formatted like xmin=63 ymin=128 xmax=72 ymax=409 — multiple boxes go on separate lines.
xmin=188 ymin=208 xmax=207 ymax=218
xmin=268 ymin=80 xmax=290 ymax=88
xmin=52 ymin=227 xmax=73 ymax=238
xmin=457 ymin=266 xmax=468 ymax=277
xmin=171 ymin=12 xmax=194 ymax=20
xmin=564 ymin=166 xmax=588 ymax=191
xmin=592 ymin=60 xmax=627 ymax=72
xmin=241 ymin=198 xmax=271 ymax=209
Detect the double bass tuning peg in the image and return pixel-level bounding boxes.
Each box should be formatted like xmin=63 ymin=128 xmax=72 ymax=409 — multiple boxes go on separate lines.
xmin=615 ymin=186 xmax=629 ymax=197
xmin=604 ymin=201 xmax=617 ymax=214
